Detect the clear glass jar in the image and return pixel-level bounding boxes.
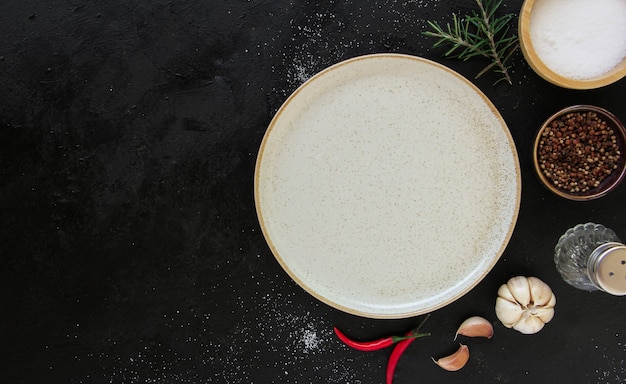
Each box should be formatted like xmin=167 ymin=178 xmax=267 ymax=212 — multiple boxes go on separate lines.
xmin=554 ymin=222 xmax=626 ymax=296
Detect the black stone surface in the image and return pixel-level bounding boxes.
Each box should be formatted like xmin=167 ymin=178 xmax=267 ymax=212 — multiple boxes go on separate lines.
xmin=1 ymin=1 xmax=625 ymax=383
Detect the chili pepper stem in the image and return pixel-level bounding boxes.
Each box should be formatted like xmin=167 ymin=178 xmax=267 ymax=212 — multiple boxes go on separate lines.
xmin=415 ymin=313 xmax=431 ymax=331
xmin=390 ymin=332 xmax=431 ymax=343
xmin=390 ymin=314 xmax=431 ymax=345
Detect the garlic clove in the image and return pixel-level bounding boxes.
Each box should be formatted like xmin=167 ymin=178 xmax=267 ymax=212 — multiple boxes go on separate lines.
xmin=533 ymin=307 xmax=555 ymax=323
xmin=546 ymin=292 xmax=557 ymax=308
xmin=527 ymin=276 xmax=553 ymax=306
xmin=495 ymin=297 xmax=523 ymax=327
xmin=506 ymin=276 xmax=531 ymax=306
xmin=497 ymin=283 xmax=516 ymax=302
xmin=455 ymin=316 xmax=493 ymax=339
xmin=432 ymin=344 xmax=470 ymax=371
xmin=512 ymin=312 xmax=545 ymax=334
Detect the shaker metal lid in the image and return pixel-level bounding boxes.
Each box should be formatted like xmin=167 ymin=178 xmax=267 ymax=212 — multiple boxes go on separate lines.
xmin=590 ymin=243 xmax=626 ymax=296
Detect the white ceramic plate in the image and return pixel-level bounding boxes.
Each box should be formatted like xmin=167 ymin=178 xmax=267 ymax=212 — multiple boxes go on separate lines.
xmin=255 ymin=54 xmax=521 ymax=319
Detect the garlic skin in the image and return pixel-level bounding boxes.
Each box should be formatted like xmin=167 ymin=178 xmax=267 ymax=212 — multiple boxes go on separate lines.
xmin=495 ymin=276 xmax=556 ymax=334
xmin=432 ymin=344 xmax=470 ymax=371
xmin=455 ymin=316 xmax=494 ymax=339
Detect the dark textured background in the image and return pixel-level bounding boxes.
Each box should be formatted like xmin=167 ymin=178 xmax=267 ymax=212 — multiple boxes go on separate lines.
xmin=1 ymin=1 xmax=625 ymax=383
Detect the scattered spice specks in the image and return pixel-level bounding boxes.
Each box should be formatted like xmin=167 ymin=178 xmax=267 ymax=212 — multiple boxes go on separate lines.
xmin=593 ymin=334 xmax=626 ymax=384
xmin=71 ymin=269 xmax=365 ymax=383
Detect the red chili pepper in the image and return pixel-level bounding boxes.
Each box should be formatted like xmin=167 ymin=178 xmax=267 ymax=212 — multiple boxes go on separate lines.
xmin=386 ymin=332 xmax=416 ymax=384
xmin=386 ymin=315 xmax=431 ymax=384
xmin=333 ymin=327 xmax=420 ymax=351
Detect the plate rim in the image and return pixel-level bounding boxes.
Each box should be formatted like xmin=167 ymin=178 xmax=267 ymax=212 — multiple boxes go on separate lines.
xmin=254 ymin=53 xmax=522 ymax=318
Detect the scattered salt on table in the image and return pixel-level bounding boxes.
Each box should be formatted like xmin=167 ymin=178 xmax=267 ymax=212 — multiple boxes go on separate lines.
xmin=529 ymin=0 xmax=626 ymax=80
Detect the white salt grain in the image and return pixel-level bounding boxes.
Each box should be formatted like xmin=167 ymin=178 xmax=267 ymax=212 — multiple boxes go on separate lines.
xmin=300 ymin=326 xmax=321 ymax=353
xmin=529 ymin=0 xmax=626 ymax=79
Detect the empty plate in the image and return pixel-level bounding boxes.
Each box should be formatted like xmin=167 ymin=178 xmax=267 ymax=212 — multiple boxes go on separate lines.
xmin=255 ymin=53 xmax=521 ymax=318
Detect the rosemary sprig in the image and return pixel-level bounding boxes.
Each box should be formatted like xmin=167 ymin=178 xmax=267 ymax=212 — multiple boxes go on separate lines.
xmin=423 ymin=0 xmax=519 ymax=85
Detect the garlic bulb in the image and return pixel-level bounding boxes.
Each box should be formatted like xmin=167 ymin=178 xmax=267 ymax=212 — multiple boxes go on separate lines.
xmin=495 ymin=276 xmax=556 ymax=334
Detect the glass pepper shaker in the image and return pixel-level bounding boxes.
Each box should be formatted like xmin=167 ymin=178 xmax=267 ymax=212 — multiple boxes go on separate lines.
xmin=554 ymin=222 xmax=626 ymax=296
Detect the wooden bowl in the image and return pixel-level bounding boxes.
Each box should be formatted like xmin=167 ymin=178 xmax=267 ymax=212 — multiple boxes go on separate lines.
xmin=533 ymin=105 xmax=626 ymax=201
xmin=519 ymin=0 xmax=626 ymax=89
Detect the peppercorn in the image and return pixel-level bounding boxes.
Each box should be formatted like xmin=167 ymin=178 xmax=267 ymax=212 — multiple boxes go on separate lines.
xmin=537 ymin=111 xmax=621 ymax=194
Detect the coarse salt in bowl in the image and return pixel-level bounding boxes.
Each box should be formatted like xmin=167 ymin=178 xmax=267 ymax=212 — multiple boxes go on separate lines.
xmin=519 ymin=0 xmax=626 ymax=89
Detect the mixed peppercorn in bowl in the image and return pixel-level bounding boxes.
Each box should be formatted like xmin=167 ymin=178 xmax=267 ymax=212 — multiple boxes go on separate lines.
xmin=533 ymin=105 xmax=626 ymax=200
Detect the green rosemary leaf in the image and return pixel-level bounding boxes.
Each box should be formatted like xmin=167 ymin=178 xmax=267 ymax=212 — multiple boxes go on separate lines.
xmin=476 ymin=61 xmax=497 ymax=79
xmin=492 ymin=15 xmax=513 ymax=35
xmin=497 ymin=35 xmax=518 ymax=53
xmin=453 ymin=13 xmax=462 ymax=33
xmin=499 ymin=42 xmax=519 ymax=65
xmin=444 ymin=45 xmax=461 ymax=57
xmin=487 ymin=0 xmax=503 ymax=20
